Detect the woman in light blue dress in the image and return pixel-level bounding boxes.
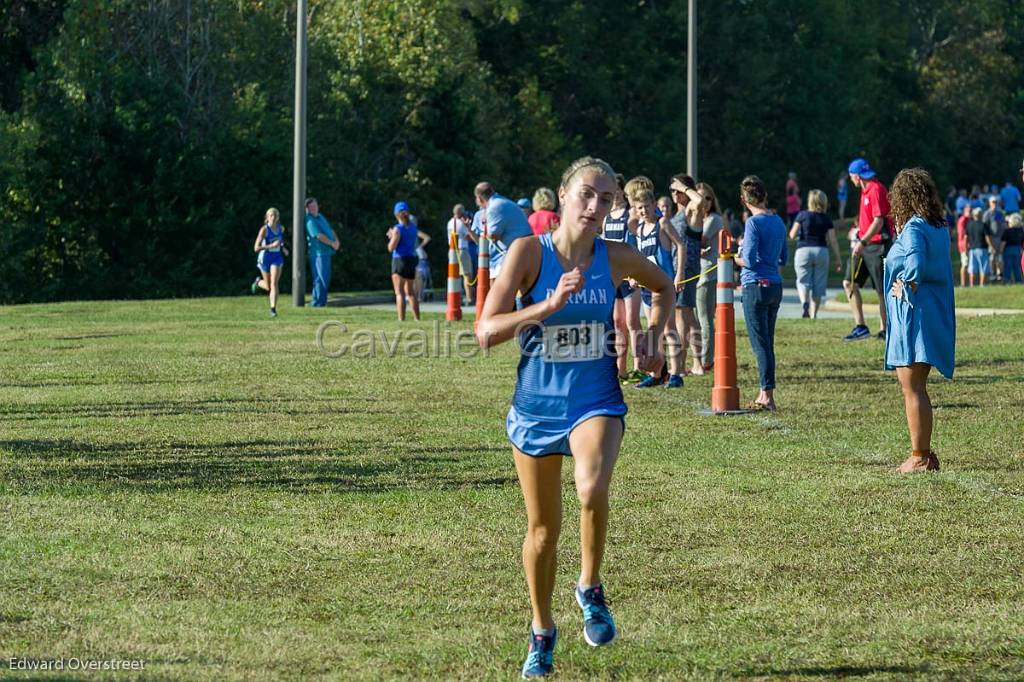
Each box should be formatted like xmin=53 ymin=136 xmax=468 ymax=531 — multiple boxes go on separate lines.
xmin=884 ymin=168 xmax=955 ymax=473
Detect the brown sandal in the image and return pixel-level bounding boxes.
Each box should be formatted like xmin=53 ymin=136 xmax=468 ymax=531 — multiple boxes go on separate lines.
xmin=896 ymin=451 xmax=940 ymax=473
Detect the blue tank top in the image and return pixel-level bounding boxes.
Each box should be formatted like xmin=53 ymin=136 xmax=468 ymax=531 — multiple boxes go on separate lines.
xmin=602 ymin=209 xmax=636 ymax=248
xmin=393 ymin=223 xmax=418 ymax=257
xmin=513 ymin=234 xmax=623 ymax=420
xmin=636 ymin=220 xmax=674 ymax=280
xmin=262 ymin=225 xmax=283 ymax=253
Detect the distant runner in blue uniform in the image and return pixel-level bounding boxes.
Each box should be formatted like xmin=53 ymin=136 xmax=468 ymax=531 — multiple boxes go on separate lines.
xmin=251 ymin=207 xmax=289 ymax=318
xmin=387 ymin=201 xmax=430 ymax=321
xmin=477 ymin=157 xmax=674 ymax=679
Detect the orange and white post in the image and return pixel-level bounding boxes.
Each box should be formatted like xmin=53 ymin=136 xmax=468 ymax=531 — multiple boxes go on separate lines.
xmin=474 ymin=225 xmax=490 ymax=323
xmin=446 ymin=231 xmax=463 ymax=321
xmin=711 ymin=230 xmax=741 ymax=412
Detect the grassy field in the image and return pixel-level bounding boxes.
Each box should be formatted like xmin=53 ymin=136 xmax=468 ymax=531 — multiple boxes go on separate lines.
xmin=1 ymin=296 xmax=1023 ymax=681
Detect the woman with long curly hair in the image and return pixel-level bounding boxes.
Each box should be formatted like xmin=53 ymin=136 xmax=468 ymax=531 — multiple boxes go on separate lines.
xmin=884 ymin=168 xmax=956 ymax=473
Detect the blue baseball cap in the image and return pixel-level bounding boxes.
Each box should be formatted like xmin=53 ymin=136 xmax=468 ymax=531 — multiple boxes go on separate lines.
xmin=517 ymin=197 xmax=531 ymax=208
xmin=848 ymin=158 xmax=876 ymax=179
xmin=393 ymin=201 xmax=409 ymax=214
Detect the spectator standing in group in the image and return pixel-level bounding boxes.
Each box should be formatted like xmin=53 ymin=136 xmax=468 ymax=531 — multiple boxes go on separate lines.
xmin=785 ymin=172 xmax=801 ymax=226
xmin=735 ymin=175 xmax=787 ymax=411
xmin=966 ymin=207 xmax=992 ymax=287
xmin=999 ymin=178 xmax=1021 ymax=214
xmin=944 ymin=186 xmax=958 ymax=222
xmin=448 ymin=204 xmax=478 ymax=305
xmin=954 ymin=188 xmax=970 ymax=216
xmin=475 ymin=182 xmax=532 ymax=281
xmin=670 ymin=174 xmax=707 ymax=376
xmin=1002 ymin=213 xmax=1023 ymax=283
xmin=517 ymin=198 xmax=533 ymax=220
xmin=528 ymin=187 xmax=560 ymax=236
xmin=658 ymin=195 xmax=673 ymax=220
xmin=696 ymin=182 xmax=723 ymax=370
xmin=843 ymin=158 xmax=893 ymax=341
xmin=789 ymin=190 xmax=842 ymax=319
xmin=955 ymin=204 xmax=971 ymax=287
xmin=837 ymin=174 xmax=849 ymax=220
xmin=883 ymin=168 xmax=955 ymax=474
xmin=304 ymin=197 xmax=339 ymax=307
xmin=982 ymin=195 xmax=1006 ymax=281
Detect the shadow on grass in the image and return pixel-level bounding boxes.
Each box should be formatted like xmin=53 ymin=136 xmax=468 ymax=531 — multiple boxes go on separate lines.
xmin=0 ymin=438 xmax=513 ymax=494
xmin=737 ymin=663 xmax=930 ymax=678
xmin=0 ymin=398 xmax=389 ymax=421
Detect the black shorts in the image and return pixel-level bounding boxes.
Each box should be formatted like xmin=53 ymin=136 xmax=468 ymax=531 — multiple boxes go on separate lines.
xmin=845 ymin=242 xmax=887 ymax=294
xmin=392 ymin=256 xmax=418 ymax=280
xmin=615 ymin=280 xmax=635 ymax=299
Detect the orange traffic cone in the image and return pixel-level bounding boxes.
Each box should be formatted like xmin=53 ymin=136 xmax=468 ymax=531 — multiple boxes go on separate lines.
xmin=708 ymin=230 xmax=749 ymax=414
xmin=446 ymin=232 xmax=463 ymax=321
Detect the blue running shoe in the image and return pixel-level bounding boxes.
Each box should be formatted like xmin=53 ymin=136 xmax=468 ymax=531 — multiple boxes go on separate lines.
xmin=665 ymin=374 xmax=683 ymax=388
xmin=576 ymin=584 xmax=617 ymax=646
xmin=521 ymin=627 xmax=557 ymax=679
xmin=635 ymin=374 xmax=662 ymax=388
xmin=843 ymin=325 xmax=870 ymax=341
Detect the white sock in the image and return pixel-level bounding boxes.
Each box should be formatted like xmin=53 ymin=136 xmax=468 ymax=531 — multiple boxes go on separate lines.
xmin=532 ymin=625 xmax=555 ymax=637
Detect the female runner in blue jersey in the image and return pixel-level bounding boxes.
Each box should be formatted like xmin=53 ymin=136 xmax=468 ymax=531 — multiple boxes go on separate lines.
xmin=477 ymin=157 xmax=675 ymax=679
xmin=251 ymin=207 xmax=289 ymax=317
xmin=387 ymin=201 xmax=430 ymax=321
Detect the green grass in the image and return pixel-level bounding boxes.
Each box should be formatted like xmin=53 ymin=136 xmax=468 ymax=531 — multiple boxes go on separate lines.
xmin=1 ymin=296 xmax=1023 ymax=680
xmin=833 ymin=285 xmax=1024 ymax=310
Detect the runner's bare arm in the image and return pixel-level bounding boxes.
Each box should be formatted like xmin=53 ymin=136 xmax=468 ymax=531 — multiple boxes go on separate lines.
xmin=476 ymin=237 xmax=564 ymax=349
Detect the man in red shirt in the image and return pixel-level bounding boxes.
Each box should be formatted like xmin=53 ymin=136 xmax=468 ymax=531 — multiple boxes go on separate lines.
xmin=842 ymin=158 xmax=893 ymax=341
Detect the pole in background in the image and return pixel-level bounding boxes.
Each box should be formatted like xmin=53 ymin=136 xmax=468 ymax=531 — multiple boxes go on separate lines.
xmin=686 ymin=0 xmax=697 ymax=179
xmin=291 ymin=0 xmax=308 ymax=307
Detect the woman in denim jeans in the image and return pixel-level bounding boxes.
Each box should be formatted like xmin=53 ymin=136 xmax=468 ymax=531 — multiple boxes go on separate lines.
xmin=734 ymin=176 xmax=788 ymax=411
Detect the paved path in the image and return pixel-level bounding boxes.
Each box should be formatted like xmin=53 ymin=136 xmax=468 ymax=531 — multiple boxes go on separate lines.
xmin=359 ymin=287 xmax=853 ymax=320
xmin=356 ymin=287 xmax=1022 ymax=320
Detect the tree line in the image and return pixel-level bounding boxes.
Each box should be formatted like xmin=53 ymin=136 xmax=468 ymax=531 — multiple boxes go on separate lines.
xmin=2 ymin=0 xmax=1021 ymax=303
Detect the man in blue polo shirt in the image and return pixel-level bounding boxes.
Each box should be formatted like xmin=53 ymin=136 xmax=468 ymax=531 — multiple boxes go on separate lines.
xmin=474 ymin=181 xmax=532 ymax=281
xmin=305 ymin=197 xmax=339 ymax=307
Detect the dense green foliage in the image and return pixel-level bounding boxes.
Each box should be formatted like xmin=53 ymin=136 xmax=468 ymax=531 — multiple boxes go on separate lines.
xmin=2 ymin=0 xmax=1023 ymax=303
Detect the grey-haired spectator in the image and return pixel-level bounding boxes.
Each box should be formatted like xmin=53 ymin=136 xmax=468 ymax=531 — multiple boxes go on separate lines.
xmin=528 ymin=187 xmax=560 ymax=236
xmin=982 ymin=195 xmax=1006 ymax=281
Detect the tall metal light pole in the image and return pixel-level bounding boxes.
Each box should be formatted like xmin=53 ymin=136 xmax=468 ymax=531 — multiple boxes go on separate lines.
xmin=291 ymin=0 xmax=308 ymax=306
xmin=686 ymin=0 xmax=697 ymax=179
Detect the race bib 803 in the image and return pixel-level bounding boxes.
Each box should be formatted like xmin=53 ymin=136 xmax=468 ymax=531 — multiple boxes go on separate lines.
xmin=542 ymin=322 xmax=605 ymax=362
